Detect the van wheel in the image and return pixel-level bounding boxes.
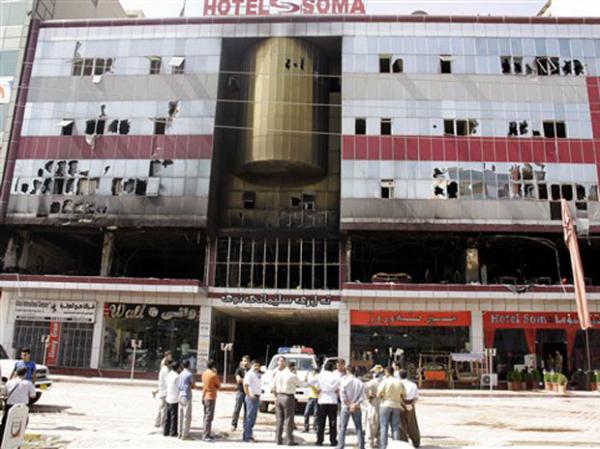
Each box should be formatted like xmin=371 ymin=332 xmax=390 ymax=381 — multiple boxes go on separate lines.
xmin=259 ymin=401 xmax=269 ymax=413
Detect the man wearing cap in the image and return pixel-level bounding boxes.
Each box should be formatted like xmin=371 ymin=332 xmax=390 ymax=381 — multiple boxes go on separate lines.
xmin=363 ymin=365 xmax=384 ymax=449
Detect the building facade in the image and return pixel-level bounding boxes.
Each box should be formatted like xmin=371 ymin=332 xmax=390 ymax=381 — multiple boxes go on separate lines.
xmin=1 ymin=13 xmax=599 ymax=380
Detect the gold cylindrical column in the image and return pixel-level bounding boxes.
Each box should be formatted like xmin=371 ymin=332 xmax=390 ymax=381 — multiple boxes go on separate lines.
xmin=239 ymin=38 xmax=328 ymax=181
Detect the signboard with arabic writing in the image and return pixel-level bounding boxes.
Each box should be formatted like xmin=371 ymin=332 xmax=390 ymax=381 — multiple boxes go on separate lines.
xmin=484 ymin=312 xmax=600 ymax=329
xmin=104 ymin=303 xmax=199 ymax=321
xmin=218 ymin=293 xmax=333 ymax=309
xmin=351 ymin=311 xmax=471 ymax=327
xmin=15 ymin=299 xmax=96 ymax=323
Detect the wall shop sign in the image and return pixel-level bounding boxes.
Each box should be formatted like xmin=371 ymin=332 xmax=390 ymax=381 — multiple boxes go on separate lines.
xmin=351 ymin=311 xmax=472 ymax=327
xmin=203 ymin=0 xmax=366 ymax=16
xmin=45 ymin=322 xmax=61 ymax=366
xmin=220 ymin=293 xmax=332 ymax=308
xmin=104 ymin=303 xmax=199 ymax=321
xmin=484 ymin=312 xmax=600 ymax=330
xmin=14 ymin=299 xmax=96 ymax=323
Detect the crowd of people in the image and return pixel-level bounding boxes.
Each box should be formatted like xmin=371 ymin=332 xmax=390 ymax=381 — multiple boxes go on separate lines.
xmin=153 ymin=351 xmax=421 ymax=449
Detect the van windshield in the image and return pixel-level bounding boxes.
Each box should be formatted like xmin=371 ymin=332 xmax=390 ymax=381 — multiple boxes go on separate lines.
xmin=268 ymin=356 xmax=316 ymax=371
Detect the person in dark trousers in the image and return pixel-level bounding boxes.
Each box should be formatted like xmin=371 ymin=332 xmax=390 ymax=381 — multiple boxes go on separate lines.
xmin=242 ymin=359 xmax=262 ymax=442
xmin=202 ymin=359 xmax=222 ymax=442
xmin=231 ymin=355 xmax=250 ymax=431
xmin=398 ymin=369 xmax=420 ymax=448
xmin=310 ymin=360 xmax=340 ymax=447
xmin=1 ymin=366 xmax=36 ymax=442
xmin=272 ymin=356 xmax=301 ymax=446
xmin=303 ymin=368 xmax=320 ymax=432
xmin=163 ymin=360 xmax=181 ymax=437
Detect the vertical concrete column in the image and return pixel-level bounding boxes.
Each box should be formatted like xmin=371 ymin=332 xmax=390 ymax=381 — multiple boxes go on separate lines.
xmin=100 ymin=231 xmax=115 ymax=277
xmin=90 ymin=300 xmax=105 ymax=369
xmin=338 ymin=304 xmax=351 ymax=361
xmin=470 ymin=310 xmax=484 ymax=353
xmin=0 ymin=290 xmax=15 ymax=356
xmin=197 ymin=303 xmax=213 ymax=372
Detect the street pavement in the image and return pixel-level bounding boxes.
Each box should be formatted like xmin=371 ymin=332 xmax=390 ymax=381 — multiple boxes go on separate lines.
xmin=20 ymin=380 xmax=600 ymax=449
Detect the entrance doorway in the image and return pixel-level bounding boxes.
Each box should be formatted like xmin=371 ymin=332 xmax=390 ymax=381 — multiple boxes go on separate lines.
xmin=212 ymin=308 xmax=338 ymax=373
xmin=537 ymin=329 xmax=567 ymax=373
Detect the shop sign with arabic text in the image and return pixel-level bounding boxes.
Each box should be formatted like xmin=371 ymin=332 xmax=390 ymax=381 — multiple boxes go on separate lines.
xmin=219 ymin=293 xmax=333 ymax=308
xmin=351 ymin=311 xmax=472 ymax=327
xmin=484 ymin=312 xmax=600 ymax=329
xmin=15 ymin=299 xmax=96 ymax=323
xmin=104 ymin=303 xmax=199 ymax=321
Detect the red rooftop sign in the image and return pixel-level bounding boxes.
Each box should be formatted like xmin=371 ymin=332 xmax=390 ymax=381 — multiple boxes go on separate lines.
xmin=204 ymin=0 xmax=366 ymax=16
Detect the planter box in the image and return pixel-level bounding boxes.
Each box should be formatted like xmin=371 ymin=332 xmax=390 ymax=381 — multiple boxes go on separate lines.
xmin=552 ymin=383 xmax=559 ymax=392
xmin=558 ymin=384 xmax=567 ymax=394
xmin=544 ymin=382 xmax=553 ymax=392
xmin=508 ymin=381 xmax=522 ymax=391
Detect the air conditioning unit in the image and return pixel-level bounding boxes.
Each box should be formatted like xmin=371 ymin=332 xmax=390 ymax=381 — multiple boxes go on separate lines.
xmin=481 ymin=373 xmax=498 ymax=387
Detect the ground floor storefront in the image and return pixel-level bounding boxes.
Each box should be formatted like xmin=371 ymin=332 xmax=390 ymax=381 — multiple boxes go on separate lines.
xmin=1 ymin=276 xmax=599 ymax=381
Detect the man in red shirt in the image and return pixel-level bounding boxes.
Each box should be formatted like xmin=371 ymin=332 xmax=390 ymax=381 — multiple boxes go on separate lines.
xmin=201 ymin=359 xmax=221 ymax=442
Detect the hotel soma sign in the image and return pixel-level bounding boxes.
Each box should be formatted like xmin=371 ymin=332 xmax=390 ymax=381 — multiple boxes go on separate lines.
xmin=203 ymin=0 xmax=367 ymax=16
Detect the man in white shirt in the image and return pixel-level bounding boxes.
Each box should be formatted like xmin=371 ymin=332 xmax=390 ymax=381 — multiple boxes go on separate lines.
xmin=163 ymin=361 xmax=181 ymax=437
xmin=312 ymin=360 xmax=340 ymax=446
xmin=272 ymin=357 xmax=301 ymax=445
xmin=242 ymin=360 xmax=262 ymax=442
xmin=398 ymin=369 xmax=420 ymax=448
xmin=338 ymin=366 xmax=365 ymax=449
xmin=1 ymin=367 xmax=36 ymax=441
xmin=363 ymin=365 xmax=384 ymax=449
xmin=154 ymin=351 xmax=172 ymax=428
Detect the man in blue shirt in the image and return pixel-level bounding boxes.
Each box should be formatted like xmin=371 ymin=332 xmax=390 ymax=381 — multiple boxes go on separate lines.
xmin=177 ymin=359 xmax=195 ymax=440
xmin=12 ymin=347 xmax=36 ymax=383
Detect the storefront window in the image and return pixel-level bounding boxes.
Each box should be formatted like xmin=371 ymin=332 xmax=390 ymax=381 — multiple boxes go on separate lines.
xmin=102 ymin=303 xmax=199 ymax=372
xmin=351 ymin=325 xmax=470 ymax=372
xmin=493 ymin=329 xmax=528 ymax=379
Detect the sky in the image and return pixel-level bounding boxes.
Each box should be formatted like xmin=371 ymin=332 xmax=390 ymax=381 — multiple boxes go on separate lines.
xmin=120 ymin=0 xmax=549 ymax=18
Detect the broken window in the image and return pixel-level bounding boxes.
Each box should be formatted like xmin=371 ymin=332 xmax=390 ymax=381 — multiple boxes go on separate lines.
xmin=148 ymin=56 xmax=162 ymax=74
xmin=543 ymin=121 xmax=567 ymax=138
xmin=302 ymin=194 xmax=315 ymax=211
xmin=85 ymin=119 xmax=105 ymax=135
xmin=501 ymin=56 xmax=511 ymax=74
xmin=123 ymin=179 xmax=136 ymax=194
xmin=243 ymin=191 xmax=256 ymax=210
xmin=392 ymin=58 xmax=403 ymax=73
xmin=380 ymin=118 xmax=392 ymax=135
xmin=446 ymin=119 xmax=478 ymax=136
xmin=135 ymin=179 xmax=147 ymax=195
xmin=77 ymin=178 xmax=98 ymax=195
xmin=440 ymin=55 xmax=453 ymax=74
xmin=68 ymin=160 xmax=78 ymax=176
xmin=107 ymin=119 xmax=130 ymax=135
xmin=444 ymin=119 xmax=455 ymax=135
xmin=380 ymin=179 xmax=394 ymax=199
xmin=72 ymin=58 xmax=83 ymax=76
xmin=50 ymin=202 xmax=61 ymax=214
xmin=562 ymin=60 xmax=573 ymax=75
xmin=64 ymin=178 xmax=75 ymax=194
xmin=574 ymin=59 xmax=584 ymax=76
xmin=146 ymin=177 xmax=160 ymax=196
xmin=168 ymin=101 xmax=180 ymax=119
xmin=153 ymin=118 xmax=167 ymax=135
xmin=561 ymin=184 xmax=574 ymax=201
xmin=379 ymin=55 xmax=391 ymax=73
xmin=501 ymin=56 xmax=524 ymax=75
xmin=111 ymin=178 xmax=123 ymax=195
xmin=535 ymin=57 xmax=560 ymax=76
xmin=291 ymin=196 xmax=301 ymax=209
xmin=168 ymin=57 xmax=185 ymax=74
xmin=508 ymin=121 xmax=518 ymax=137
xmin=58 ymin=119 xmax=74 ymax=136
xmin=519 ymin=120 xmax=528 ymax=135
xmin=355 ymin=118 xmax=366 ymax=135
xmin=576 ymin=185 xmax=586 ymax=201
xmin=73 ymin=58 xmax=113 ymax=77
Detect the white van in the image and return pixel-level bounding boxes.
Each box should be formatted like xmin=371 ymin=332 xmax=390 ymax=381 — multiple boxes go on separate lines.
xmin=259 ymin=347 xmax=318 ymax=412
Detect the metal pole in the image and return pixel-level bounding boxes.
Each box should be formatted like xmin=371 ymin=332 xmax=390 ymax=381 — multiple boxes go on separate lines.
xmin=489 ymin=350 xmax=493 ymax=392
xmin=223 ymin=349 xmax=228 ymax=384
xmin=130 ymin=345 xmax=136 ymax=381
xmin=585 ymin=328 xmax=592 ymax=373
xmin=42 ymin=335 xmax=49 ymax=366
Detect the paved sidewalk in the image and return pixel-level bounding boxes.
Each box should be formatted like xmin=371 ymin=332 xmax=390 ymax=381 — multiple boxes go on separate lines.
xmin=21 ymin=380 xmax=600 ymax=449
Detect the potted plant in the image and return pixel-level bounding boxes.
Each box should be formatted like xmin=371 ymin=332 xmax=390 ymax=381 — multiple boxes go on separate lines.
xmin=543 ymin=371 xmax=553 ymax=392
xmin=529 ymin=369 xmax=542 ymax=390
xmin=507 ymin=370 xmax=522 ymax=391
xmin=557 ymin=373 xmax=568 ymax=394
xmin=552 ymin=373 xmax=560 ymax=392
xmin=595 ymin=371 xmax=600 ymax=391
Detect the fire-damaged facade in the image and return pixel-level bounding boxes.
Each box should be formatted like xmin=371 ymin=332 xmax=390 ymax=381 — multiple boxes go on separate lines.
xmin=1 ymin=14 xmax=600 ymax=380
